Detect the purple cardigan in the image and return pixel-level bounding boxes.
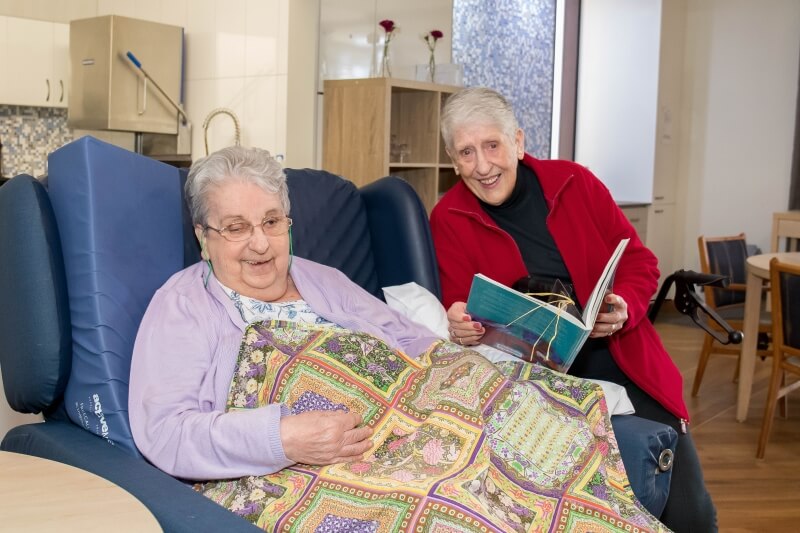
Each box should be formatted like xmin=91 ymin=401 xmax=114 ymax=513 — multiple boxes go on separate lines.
xmin=129 ymin=257 xmax=439 ymax=480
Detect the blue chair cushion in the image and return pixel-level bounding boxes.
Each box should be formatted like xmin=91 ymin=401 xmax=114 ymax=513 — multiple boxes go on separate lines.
xmin=47 ymin=137 xmax=185 ymax=455
xmin=0 ymin=175 xmax=71 ymax=414
xmin=611 ymin=414 xmax=677 ymax=517
xmin=360 ymin=176 xmax=441 ymax=299
xmin=286 ymin=168 xmax=381 ymax=298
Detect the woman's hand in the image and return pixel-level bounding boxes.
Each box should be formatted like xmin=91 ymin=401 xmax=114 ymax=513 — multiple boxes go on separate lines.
xmin=589 ymin=293 xmax=629 ymax=338
xmin=447 ymin=301 xmax=485 ymax=346
xmin=281 ymin=411 xmax=373 ymax=465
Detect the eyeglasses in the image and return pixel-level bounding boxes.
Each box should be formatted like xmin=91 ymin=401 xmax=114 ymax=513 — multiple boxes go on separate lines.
xmin=204 ymin=215 xmax=293 ymax=242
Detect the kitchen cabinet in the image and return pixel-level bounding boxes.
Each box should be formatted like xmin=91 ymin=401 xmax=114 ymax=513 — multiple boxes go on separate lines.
xmin=2 ymin=17 xmax=69 ymax=108
xmin=619 ymin=204 xmax=649 ymax=243
xmin=322 ymin=78 xmax=460 ymax=213
xmin=646 ymin=203 xmax=676 ymax=282
xmin=646 ymin=0 xmax=685 ymax=285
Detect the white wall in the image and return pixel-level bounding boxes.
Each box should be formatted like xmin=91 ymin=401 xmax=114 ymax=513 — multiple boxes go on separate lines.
xmin=676 ymin=0 xmax=800 ymax=268
xmin=575 ymin=0 xmax=662 ymax=203
xmin=319 ymin=0 xmax=453 ymax=82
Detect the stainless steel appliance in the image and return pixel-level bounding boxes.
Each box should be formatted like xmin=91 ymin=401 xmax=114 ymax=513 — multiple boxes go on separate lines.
xmin=68 ymin=15 xmax=189 ymax=159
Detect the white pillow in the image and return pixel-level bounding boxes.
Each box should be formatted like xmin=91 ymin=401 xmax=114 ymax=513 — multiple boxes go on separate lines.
xmin=382 ymin=282 xmax=450 ymax=338
xmin=381 ymin=282 xmax=635 ymax=415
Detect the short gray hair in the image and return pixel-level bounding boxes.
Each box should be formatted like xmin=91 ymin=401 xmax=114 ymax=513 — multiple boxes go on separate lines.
xmin=441 ymin=87 xmax=520 ymax=152
xmin=185 ymin=146 xmax=290 ymax=226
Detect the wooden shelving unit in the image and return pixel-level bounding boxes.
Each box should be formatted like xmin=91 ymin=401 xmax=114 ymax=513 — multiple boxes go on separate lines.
xmin=322 ymin=77 xmax=461 ymax=212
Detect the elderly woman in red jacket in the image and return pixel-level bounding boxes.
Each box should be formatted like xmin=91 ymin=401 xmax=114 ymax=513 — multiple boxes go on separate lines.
xmin=430 ymin=87 xmax=716 ymax=533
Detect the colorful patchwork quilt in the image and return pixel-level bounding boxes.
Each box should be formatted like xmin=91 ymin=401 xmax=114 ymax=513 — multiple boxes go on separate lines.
xmin=195 ymin=321 xmax=668 ymax=532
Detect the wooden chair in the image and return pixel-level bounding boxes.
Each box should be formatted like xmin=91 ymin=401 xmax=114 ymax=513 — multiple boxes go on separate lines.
xmin=771 ymin=211 xmax=800 ymax=252
xmin=756 ymin=258 xmax=800 ymax=458
xmin=694 ymin=234 xmax=772 ymax=396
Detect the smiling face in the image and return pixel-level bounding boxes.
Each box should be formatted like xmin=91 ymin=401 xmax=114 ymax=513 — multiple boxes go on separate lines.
xmin=448 ymin=122 xmax=525 ymax=206
xmin=195 ymin=179 xmax=292 ymax=302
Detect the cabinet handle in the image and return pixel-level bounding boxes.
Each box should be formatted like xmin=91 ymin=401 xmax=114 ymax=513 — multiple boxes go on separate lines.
xmin=45 ymin=79 xmax=51 ymax=102
xmin=629 ymin=217 xmax=640 ymax=223
xmin=654 ymin=195 xmax=665 ymax=200
xmin=59 ymin=80 xmax=64 ymax=103
xmin=654 ymin=209 xmax=664 ymax=214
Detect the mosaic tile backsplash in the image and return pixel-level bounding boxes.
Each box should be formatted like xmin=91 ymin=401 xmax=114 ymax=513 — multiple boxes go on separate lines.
xmin=452 ymin=0 xmax=556 ymax=159
xmin=0 ymin=105 xmax=73 ymax=178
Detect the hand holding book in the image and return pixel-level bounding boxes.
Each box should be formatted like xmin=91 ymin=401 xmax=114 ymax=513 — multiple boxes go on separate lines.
xmin=589 ymin=293 xmax=629 ymax=338
xmin=465 ymin=238 xmax=630 ymax=373
xmin=446 ymin=301 xmax=485 ymax=346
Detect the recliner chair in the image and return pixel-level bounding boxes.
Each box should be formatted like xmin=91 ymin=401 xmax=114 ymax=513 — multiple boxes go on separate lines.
xmin=0 ymin=137 xmax=675 ymax=530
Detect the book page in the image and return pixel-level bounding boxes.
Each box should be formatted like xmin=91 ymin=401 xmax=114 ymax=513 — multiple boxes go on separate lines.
xmin=581 ymin=238 xmax=630 ymax=328
xmin=466 ymin=274 xmax=590 ymax=372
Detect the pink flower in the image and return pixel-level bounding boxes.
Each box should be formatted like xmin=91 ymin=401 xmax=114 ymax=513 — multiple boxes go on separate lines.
xmin=422 ymin=438 xmax=445 ymax=465
xmin=390 ymin=470 xmax=415 ymax=482
xmin=349 ymin=462 xmax=371 ymax=474
xmin=430 ymin=30 xmax=443 ymax=40
xmin=597 ymin=440 xmax=610 ymax=456
xmin=379 ymin=19 xmax=396 ymax=33
xmin=387 ymin=436 xmax=408 ymax=452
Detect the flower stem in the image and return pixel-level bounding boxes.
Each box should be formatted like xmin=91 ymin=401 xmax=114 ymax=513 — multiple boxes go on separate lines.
xmin=382 ymin=39 xmax=392 ymax=77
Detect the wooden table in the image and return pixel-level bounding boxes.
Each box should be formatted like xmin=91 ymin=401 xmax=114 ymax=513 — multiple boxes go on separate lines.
xmin=736 ymin=251 xmax=800 ymax=421
xmin=771 ymin=210 xmax=800 ymax=252
xmin=0 ymin=451 xmax=162 ymax=532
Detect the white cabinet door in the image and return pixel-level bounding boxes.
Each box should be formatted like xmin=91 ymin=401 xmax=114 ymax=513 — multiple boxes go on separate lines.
xmin=619 ymin=205 xmax=649 ymax=243
xmin=646 ymin=203 xmax=676 ymax=285
xmin=51 ymin=23 xmax=69 ymax=108
xmin=6 ymin=17 xmax=53 ymax=107
xmin=3 ymin=18 xmax=69 ymax=108
xmin=0 ymin=17 xmax=8 ymax=103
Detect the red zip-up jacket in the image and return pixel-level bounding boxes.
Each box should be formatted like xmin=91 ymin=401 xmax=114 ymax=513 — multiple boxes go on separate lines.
xmin=430 ymin=154 xmax=688 ymax=420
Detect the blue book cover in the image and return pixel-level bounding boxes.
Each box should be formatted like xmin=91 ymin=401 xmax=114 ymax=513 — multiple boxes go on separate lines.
xmin=466 ymin=238 xmax=629 ymax=372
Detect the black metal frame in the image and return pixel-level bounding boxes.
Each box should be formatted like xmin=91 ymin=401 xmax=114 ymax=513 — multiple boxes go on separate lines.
xmin=648 ymin=270 xmax=743 ymax=345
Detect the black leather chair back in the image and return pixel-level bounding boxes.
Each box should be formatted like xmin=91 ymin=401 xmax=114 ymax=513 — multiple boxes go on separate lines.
xmin=705 ymin=237 xmax=748 ymax=307
xmin=776 ymin=268 xmax=800 ymax=350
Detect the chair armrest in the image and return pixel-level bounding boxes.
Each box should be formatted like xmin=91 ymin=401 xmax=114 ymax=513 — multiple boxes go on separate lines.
xmin=360 ymin=177 xmax=441 ymax=299
xmin=611 ymin=414 xmax=677 ymax=518
xmin=2 ymin=421 xmax=260 ymax=533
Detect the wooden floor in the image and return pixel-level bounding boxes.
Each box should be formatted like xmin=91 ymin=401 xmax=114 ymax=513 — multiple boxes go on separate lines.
xmin=653 ymin=308 xmax=800 ymax=532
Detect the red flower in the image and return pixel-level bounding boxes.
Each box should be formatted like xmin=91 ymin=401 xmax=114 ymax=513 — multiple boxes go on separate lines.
xmin=379 ymin=19 xmax=396 ymax=33
xmin=430 ymin=30 xmax=443 ymax=40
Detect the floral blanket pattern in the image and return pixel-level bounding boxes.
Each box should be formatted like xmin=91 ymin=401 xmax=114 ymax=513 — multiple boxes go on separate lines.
xmin=195 ymin=321 xmax=668 ymax=532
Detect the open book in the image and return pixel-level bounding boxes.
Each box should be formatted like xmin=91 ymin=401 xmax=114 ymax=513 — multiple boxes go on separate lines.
xmin=466 ymin=238 xmax=630 ymax=373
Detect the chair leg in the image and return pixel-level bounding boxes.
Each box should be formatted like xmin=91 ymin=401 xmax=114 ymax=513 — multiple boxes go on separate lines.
xmin=779 ymin=370 xmax=788 ymax=419
xmin=692 ymin=336 xmax=714 ymax=397
xmin=756 ymin=359 xmax=784 ymax=458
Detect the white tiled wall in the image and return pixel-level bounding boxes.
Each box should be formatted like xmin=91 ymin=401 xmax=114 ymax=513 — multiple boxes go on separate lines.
xmin=182 ymin=0 xmax=287 ymax=160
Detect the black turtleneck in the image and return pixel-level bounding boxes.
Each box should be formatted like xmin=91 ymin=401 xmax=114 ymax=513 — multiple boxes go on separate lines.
xmin=478 ymin=162 xmax=618 ymax=378
xmin=478 ymin=162 xmax=570 ymax=283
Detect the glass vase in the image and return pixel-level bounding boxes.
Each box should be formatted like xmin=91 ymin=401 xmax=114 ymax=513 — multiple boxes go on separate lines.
xmin=381 ymin=41 xmax=392 ymax=77
xmin=428 ymin=51 xmax=436 ymax=83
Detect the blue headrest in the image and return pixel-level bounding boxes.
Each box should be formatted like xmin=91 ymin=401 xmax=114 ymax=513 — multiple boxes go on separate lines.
xmin=0 ymin=175 xmax=72 ymax=414
xmin=286 ymin=168 xmax=380 ymax=297
xmin=47 ymin=137 xmax=185 ymax=455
